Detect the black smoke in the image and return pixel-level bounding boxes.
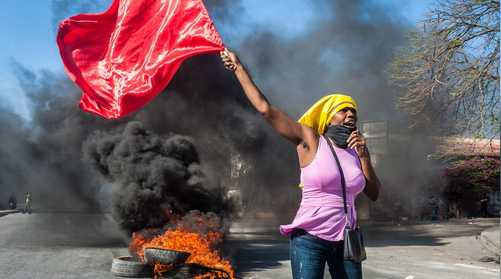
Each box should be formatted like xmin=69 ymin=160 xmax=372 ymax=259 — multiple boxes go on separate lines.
xmin=83 ymin=121 xmax=227 ymax=232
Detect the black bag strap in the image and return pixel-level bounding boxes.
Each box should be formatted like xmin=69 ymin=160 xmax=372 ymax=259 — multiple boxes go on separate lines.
xmin=323 ymin=135 xmax=349 ymax=216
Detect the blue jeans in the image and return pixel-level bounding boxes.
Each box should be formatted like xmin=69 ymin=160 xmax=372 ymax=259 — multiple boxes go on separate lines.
xmin=290 ymin=230 xmax=362 ymax=279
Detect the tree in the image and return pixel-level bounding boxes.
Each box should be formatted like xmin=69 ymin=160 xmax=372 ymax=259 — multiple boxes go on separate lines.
xmin=390 ymin=0 xmax=499 ymax=136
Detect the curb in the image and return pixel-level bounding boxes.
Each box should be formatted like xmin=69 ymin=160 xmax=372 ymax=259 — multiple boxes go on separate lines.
xmin=480 ymin=227 xmax=500 ymax=256
xmin=0 ymin=209 xmax=21 ymax=217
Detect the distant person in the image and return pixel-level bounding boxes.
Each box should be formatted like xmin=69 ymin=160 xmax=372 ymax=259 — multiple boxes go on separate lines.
xmin=430 ymin=197 xmax=439 ymax=221
xmin=221 ymin=49 xmax=381 ymax=279
xmin=8 ymin=193 xmax=17 ymax=210
xmin=431 ymin=204 xmax=439 ymax=221
xmin=480 ymin=193 xmax=489 ymax=217
xmin=24 ymin=192 xmax=32 ymax=214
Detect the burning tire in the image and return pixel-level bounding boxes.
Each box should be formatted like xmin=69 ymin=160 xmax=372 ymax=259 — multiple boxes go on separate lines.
xmin=144 ymin=248 xmax=190 ymax=265
xmin=110 ymin=256 xmax=153 ymax=278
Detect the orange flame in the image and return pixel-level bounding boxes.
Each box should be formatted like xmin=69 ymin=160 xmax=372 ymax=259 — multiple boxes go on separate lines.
xmin=130 ymin=229 xmax=234 ymax=278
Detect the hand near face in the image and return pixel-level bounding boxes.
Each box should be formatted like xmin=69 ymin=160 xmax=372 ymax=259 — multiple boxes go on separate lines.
xmin=347 ymin=130 xmax=369 ymax=158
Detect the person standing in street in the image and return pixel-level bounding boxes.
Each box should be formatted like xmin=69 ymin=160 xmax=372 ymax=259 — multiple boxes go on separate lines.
xmin=221 ymin=48 xmax=381 ymax=279
xmin=24 ymin=192 xmax=32 ymax=214
xmin=8 ymin=193 xmax=17 ymax=210
xmin=480 ymin=193 xmax=489 ymax=217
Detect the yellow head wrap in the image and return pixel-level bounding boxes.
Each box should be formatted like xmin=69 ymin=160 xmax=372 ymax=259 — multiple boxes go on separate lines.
xmin=298 ymin=94 xmax=358 ymax=135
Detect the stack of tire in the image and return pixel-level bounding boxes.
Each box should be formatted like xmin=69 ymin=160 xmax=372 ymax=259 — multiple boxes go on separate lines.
xmin=111 ymin=248 xmax=191 ymax=278
xmin=110 ymin=256 xmax=153 ymax=278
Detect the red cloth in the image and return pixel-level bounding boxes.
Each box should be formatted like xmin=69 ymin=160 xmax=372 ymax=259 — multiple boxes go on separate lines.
xmin=57 ymin=0 xmax=224 ymax=119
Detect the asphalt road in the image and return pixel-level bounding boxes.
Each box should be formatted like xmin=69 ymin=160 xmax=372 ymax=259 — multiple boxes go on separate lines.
xmin=0 ymin=212 xmax=127 ymax=279
xmin=228 ymin=220 xmax=500 ymax=279
xmin=0 ymin=212 xmax=498 ymax=279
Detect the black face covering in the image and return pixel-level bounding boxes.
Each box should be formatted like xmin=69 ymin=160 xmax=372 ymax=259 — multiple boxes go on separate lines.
xmin=325 ymin=125 xmax=356 ymax=148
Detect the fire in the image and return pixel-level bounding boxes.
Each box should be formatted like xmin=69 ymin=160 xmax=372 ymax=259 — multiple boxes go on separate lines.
xmin=130 ymin=228 xmax=234 ymax=278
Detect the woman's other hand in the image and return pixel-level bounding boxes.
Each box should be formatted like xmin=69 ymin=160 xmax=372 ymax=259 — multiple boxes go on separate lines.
xmin=350 ymin=130 xmax=381 ymax=201
xmin=347 ymin=130 xmax=369 ymax=158
xmin=220 ymin=48 xmax=240 ymax=71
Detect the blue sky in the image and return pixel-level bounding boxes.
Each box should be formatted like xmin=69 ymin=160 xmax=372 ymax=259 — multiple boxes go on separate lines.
xmin=0 ymin=0 xmax=432 ymax=119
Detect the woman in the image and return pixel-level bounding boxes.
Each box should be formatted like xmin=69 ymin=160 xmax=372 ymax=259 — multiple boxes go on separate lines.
xmin=220 ymin=49 xmax=381 ymax=279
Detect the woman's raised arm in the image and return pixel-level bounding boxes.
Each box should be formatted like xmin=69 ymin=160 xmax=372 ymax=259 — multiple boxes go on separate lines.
xmin=221 ymin=49 xmax=314 ymax=146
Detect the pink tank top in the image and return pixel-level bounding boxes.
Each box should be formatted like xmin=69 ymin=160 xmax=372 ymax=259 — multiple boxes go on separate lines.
xmin=280 ymin=136 xmax=366 ymax=241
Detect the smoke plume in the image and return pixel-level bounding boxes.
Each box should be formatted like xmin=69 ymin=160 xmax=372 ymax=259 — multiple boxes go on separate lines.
xmin=83 ymin=121 xmax=227 ymax=232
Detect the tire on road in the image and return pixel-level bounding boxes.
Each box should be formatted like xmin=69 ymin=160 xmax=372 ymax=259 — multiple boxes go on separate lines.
xmin=144 ymin=248 xmax=190 ymax=266
xmin=111 ymin=256 xmax=153 ymax=278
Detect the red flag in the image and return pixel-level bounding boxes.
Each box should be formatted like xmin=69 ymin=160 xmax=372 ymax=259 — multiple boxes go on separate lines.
xmin=57 ymin=0 xmax=224 ymax=119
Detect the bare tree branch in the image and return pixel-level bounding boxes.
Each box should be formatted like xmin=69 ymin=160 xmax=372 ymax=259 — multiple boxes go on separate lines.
xmin=390 ymin=0 xmax=499 ymax=137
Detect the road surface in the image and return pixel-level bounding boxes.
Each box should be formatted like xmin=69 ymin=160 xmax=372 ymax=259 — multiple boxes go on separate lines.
xmin=0 ymin=212 xmax=498 ymax=279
